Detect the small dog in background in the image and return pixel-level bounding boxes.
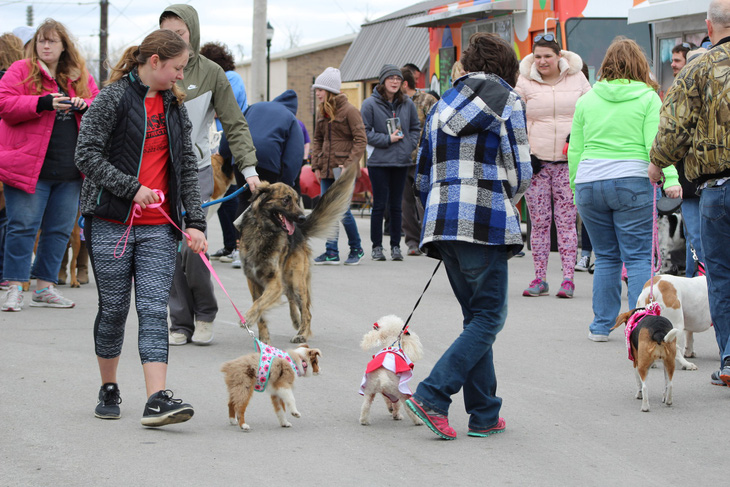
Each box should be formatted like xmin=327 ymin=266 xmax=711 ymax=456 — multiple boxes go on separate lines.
xmin=359 ymin=315 xmax=424 ymax=426
xmin=657 ymin=212 xmax=686 ymax=276
xmin=613 ymin=306 xmax=679 ymax=412
xmin=221 ymin=343 xmax=321 ymax=431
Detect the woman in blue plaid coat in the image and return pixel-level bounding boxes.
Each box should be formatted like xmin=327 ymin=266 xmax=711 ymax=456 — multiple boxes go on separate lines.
xmin=405 ymin=33 xmax=532 ymax=440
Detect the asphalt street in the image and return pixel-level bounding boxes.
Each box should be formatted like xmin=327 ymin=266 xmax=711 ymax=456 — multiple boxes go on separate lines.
xmin=1 ymin=212 xmax=726 ymax=486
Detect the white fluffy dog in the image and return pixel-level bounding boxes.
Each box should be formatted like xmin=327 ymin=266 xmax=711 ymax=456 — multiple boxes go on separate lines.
xmin=359 ymin=315 xmax=424 ymax=426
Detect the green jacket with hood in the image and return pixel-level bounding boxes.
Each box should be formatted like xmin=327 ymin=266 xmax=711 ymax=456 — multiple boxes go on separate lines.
xmin=567 ymin=79 xmax=678 ymax=191
xmin=161 ymin=4 xmax=257 ymax=178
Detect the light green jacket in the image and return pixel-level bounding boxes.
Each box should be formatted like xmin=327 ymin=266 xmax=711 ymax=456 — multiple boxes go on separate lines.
xmin=162 ymin=4 xmax=258 ymax=177
xmin=568 ymin=79 xmax=678 ymax=191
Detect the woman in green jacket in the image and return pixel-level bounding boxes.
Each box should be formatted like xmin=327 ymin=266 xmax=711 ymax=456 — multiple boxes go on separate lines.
xmin=567 ymin=37 xmax=681 ymax=342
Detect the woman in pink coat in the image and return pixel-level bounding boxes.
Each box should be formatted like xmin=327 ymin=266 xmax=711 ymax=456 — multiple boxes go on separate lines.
xmin=515 ymin=34 xmax=590 ymax=299
xmin=0 ymin=19 xmax=99 ymax=312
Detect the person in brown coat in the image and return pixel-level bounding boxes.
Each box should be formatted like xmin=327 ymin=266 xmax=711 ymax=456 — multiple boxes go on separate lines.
xmin=311 ymin=67 xmax=367 ymax=266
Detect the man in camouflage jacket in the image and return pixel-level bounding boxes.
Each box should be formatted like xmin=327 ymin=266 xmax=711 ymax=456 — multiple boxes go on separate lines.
xmin=650 ymin=0 xmax=730 ymax=386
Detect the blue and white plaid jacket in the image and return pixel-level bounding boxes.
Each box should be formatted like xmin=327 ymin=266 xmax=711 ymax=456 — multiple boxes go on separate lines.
xmin=415 ymin=73 xmax=532 ymax=257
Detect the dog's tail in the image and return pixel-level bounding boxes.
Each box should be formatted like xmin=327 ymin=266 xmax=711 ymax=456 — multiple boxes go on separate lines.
xmin=663 ymin=328 xmax=679 ymax=343
xmin=299 ymin=163 xmax=357 ymax=240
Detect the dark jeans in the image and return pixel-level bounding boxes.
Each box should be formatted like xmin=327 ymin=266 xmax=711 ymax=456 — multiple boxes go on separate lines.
xmin=413 ymin=241 xmax=508 ymax=430
xmin=217 ymin=185 xmax=239 ymax=251
xmin=699 ymin=186 xmax=730 ymax=365
xmin=320 ymin=178 xmax=361 ymax=255
xmin=368 ymin=165 xmax=408 ymax=249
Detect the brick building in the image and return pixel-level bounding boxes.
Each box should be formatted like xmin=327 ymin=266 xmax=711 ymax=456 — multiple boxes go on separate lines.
xmin=236 ymin=34 xmax=356 ymax=140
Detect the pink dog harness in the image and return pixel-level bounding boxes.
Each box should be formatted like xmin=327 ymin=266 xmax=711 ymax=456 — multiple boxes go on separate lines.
xmin=359 ymin=346 xmax=414 ymax=402
xmin=254 ymin=339 xmax=300 ymax=392
xmin=624 ymin=302 xmax=662 ymax=361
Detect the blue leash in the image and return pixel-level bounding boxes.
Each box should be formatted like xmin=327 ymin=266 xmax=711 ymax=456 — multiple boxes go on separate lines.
xmin=182 ymin=183 xmax=248 ymax=215
xmin=78 ymin=183 xmax=249 ymax=227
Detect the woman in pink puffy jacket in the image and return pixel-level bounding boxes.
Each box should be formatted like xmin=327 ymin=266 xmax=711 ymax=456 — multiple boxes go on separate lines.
xmin=515 ymin=34 xmax=590 ymax=299
xmin=0 ymin=19 xmax=98 ymax=312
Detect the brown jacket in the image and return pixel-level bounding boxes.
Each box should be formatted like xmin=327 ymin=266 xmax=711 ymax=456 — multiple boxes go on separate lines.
xmin=311 ymin=93 xmax=367 ymax=179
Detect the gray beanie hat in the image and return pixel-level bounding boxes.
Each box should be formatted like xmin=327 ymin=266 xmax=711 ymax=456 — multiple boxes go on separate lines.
xmin=312 ymin=67 xmax=341 ymax=94
xmin=379 ymin=64 xmax=402 ymax=85
xmin=13 ymin=26 xmax=35 ymax=46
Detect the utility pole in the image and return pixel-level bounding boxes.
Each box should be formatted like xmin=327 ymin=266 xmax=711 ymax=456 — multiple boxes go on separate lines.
xmin=26 ymin=5 xmax=33 ymax=26
xmin=99 ymin=0 xmax=109 ymax=83
xmin=250 ymin=0 xmax=267 ymax=104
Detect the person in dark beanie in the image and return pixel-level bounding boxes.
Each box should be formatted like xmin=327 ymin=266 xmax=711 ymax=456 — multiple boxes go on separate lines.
xmin=361 ymin=64 xmax=420 ymax=262
xmin=405 ymin=33 xmax=532 ymax=440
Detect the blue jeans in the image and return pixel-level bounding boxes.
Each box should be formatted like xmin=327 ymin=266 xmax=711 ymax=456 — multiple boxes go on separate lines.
xmin=682 ymin=198 xmax=703 ymax=277
xmin=575 ymin=178 xmax=654 ymax=336
xmin=3 ymin=179 xmax=82 ymax=283
xmin=368 ymin=166 xmax=408 ymax=249
xmin=413 ymin=241 xmax=508 ymax=430
xmin=699 ymin=186 xmax=730 ymax=365
xmin=320 ymin=178 xmax=361 ymax=255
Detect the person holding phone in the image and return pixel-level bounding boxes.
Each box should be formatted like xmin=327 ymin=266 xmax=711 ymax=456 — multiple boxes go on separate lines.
xmin=361 ymin=64 xmax=420 ymax=262
xmin=0 ymin=19 xmax=99 ymax=312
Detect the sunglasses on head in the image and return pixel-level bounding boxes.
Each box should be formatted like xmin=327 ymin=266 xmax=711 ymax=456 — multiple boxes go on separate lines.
xmin=534 ymin=33 xmax=558 ymax=44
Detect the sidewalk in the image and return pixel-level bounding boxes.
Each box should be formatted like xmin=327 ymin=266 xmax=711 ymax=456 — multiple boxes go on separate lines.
xmin=0 ymin=213 xmax=726 ymax=486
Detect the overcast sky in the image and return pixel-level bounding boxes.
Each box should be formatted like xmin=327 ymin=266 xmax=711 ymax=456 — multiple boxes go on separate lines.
xmin=2 ymin=0 xmax=399 ymax=61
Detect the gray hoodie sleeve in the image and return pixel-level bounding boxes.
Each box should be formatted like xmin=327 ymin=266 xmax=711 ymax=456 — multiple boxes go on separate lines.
xmin=178 ymin=102 xmax=206 ymax=231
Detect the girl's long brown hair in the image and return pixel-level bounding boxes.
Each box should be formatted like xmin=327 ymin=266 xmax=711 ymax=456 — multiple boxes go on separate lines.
xmin=107 ymin=29 xmax=189 ymax=105
xmin=25 ymin=19 xmax=92 ymax=98
xmin=0 ymin=33 xmax=24 ymax=71
xmin=318 ymin=90 xmax=337 ymax=122
xmin=598 ymin=36 xmax=658 ymax=91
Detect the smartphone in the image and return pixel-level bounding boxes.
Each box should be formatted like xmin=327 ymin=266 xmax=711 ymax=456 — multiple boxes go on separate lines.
xmin=58 ymin=100 xmax=81 ymax=111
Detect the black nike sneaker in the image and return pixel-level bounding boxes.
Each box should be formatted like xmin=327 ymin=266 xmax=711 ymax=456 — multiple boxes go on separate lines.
xmin=141 ymin=389 xmax=194 ymax=427
xmin=95 ymin=383 xmax=122 ymax=419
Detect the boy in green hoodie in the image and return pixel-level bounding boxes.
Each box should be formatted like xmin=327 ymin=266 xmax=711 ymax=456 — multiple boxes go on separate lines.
xmin=160 ymin=4 xmax=260 ymax=346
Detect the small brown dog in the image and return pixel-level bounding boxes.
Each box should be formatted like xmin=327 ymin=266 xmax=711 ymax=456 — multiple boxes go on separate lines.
xmin=613 ymin=308 xmax=679 ymax=412
xmin=221 ymin=343 xmax=321 ymax=431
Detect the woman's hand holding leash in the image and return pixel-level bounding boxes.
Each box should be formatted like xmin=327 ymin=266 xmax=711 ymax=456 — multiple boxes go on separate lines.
xmin=133 ymin=185 xmax=160 ymax=209
xmin=185 ymin=228 xmax=207 ymax=254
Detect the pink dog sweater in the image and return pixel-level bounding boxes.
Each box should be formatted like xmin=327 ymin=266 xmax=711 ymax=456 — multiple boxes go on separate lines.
xmin=254 ymin=339 xmax=300 ymax=392
xmin=359 ymin=346 xmax=414 ymax=402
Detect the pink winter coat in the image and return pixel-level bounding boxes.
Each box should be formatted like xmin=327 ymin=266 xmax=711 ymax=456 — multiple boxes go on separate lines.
xmin=515 ymin=50 xmax=590 ymax=162
xmin=0 ymin=59 xmax=99 ymax=193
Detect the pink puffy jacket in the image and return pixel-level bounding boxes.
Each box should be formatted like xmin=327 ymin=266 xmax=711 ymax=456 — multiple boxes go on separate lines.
xmin=515 ymin=50 xmax=590 ymax=162
xmin=0 ymin=59 xmax=99 ymax=193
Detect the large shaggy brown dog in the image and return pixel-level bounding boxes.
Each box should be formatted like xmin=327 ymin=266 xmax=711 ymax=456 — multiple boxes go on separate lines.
xmin=234 ymin=164 xmax=357 ymax=343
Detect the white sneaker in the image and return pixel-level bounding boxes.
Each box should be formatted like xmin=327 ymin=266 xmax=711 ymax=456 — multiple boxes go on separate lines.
xmin=219 ymin=250 xmax=236 ymax=263
xmin=575 ymin=255 xmax=591 ymax=272
xmin=1 ymin=285 xmax=23 ymax=311
xmin=230 ymin=250 xmax=241 ymax=269
xmin=169 ymin=332 xmax=189 ymax=345
xmin=588 ymin=332 xmax=609 ymax=342
xmin=192 ymin=321 xmax=213 ymax=345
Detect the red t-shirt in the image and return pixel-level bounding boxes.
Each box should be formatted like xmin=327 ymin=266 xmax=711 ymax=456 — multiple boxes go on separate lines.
xmin=134 ymin=93 xmax=171 ymax=225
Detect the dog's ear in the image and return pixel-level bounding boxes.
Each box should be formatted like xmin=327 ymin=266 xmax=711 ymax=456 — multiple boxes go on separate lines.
xmin=612 ymin=310 xmax=634 ymax=330
xmin=307 ymin=348 xmax=322 ymax=374
xmin=249 ymin=181 xmax=272 ymax=205
xmin=360 ymin=331 xmax=382 ymax=351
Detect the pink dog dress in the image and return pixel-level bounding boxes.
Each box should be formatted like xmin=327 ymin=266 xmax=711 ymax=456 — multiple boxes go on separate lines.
xmin=359 ymin=346 xmax=414 ymax=402
xmin=254 ymin=339 xmax=299 ymax=392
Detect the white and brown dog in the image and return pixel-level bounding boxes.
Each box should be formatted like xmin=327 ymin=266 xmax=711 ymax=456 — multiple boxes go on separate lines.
xmin=635 ymin=274 xmax=712 ymax=370
xmin=359 ymin=315 xmax=424 ymax=426
xmin=613 ymin=306 xmax=679 ymax=412
xmin=221 ymin=342 xmax=321 ymax=431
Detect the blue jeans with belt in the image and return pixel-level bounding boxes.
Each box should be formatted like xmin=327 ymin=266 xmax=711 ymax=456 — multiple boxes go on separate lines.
xmin=3 ymin=179 xmax=82 ymax=283
xmin=412 ymin=241 xmax=508 ymax=430
xmin=699 ymin=185 xmax=730 ymax=365
xmin=575 ymin=177 xmax=654 ymax=336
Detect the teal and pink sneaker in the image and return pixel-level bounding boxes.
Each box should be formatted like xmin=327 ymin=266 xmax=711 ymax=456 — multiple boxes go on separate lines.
xmin=523 ymin=279 xmax=549 ymax=297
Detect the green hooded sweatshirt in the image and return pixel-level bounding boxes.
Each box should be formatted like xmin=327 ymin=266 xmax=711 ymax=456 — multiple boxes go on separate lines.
xmin=160 ymin=4 xmax=258 ymax=178
xmin=567 ymin=79 xmax=678 ymax=190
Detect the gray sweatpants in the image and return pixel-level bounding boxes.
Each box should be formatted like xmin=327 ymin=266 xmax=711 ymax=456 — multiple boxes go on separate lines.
xmin=169 ymin=165 xmax=218 ymax=337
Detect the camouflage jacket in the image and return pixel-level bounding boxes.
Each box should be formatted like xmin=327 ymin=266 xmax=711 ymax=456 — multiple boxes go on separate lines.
xmin=410 ymin=90 xmax=438 ymax=163
xmin=651 ymin=39 xmax=730 ymax=184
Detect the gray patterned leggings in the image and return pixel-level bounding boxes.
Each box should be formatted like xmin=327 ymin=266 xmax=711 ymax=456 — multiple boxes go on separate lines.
xmin=85 ymin=217 xmax=177 ymax=364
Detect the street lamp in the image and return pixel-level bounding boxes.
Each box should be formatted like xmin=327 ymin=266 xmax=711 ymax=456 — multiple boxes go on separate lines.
xmin=266 ymin=22 xmax=274 ymax=101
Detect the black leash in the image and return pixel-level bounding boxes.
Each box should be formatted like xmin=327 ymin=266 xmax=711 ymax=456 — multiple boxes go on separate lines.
xmin=396 ymin=260 xmax=442 ymax=343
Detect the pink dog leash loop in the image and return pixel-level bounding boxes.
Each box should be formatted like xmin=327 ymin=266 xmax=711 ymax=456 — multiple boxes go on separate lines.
xmin=114 ymin=205 xmax=144 ymax=258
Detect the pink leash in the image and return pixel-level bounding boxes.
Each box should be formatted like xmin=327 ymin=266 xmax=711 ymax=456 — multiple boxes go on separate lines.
xmin=114 ymin=189 xmax=249 ymax=328
xmin=648 ymin=179 xmax=664 ymax=303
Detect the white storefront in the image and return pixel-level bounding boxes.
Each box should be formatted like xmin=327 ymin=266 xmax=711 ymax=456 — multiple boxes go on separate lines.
xmin=629 ymin=0 xmax=712 ymax=93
